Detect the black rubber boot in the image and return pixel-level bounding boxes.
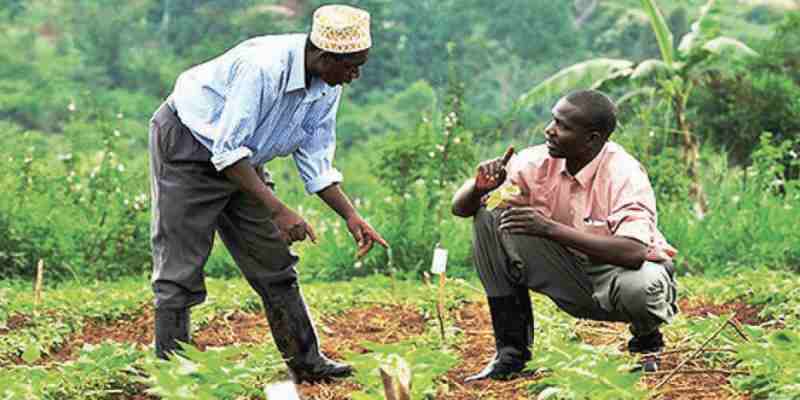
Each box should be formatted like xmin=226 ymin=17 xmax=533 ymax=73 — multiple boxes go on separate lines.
xmin=465 ymin=288 xmax=534 ymax=383
xmin=629 ymin=329 xmax=664 ymax=372
xmin=154 ymin=308 xmax=191 ymax=359
xmin=262 ymin=280 xmax=353 ymax=384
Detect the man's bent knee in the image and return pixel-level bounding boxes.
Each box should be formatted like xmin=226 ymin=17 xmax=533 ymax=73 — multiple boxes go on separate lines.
xmin=152 ymin=280 xmax=206 ymax=310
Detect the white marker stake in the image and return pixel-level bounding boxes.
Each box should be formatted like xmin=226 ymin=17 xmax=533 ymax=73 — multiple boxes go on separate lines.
xmin=265 ymin=381 xmax=300 ymax=400
xmin=431 ymin=247 xmax=448 ymax=274
xmin=432 ymin=245 xmax=448 ymax=340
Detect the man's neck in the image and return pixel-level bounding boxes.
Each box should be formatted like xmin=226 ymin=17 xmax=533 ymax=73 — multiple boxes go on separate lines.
xmin=304 ymin=48 xmax=317 ymax=90
xmin=566 ymin=145 xmax=603 ymax=176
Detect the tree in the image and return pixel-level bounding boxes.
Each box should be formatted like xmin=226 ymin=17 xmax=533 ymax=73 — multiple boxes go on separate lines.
xmin=516 ymin=0 xmax=758 ymax=219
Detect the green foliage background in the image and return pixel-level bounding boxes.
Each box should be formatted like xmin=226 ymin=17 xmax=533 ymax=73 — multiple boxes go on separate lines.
xmin=0 ymin=0 xmax=798 ymax=283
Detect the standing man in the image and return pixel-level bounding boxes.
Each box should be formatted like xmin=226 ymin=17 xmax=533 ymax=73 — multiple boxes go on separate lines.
xmin=452 ymin=90 xmax=678 ymax=380
xmin=148 ymin=5 xmax=387 ymax=383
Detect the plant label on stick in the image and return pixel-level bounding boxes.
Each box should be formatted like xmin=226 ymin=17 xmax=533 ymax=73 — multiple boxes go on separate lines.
xmin=264 ymin=381 xmax=300 ymax=400
xmin=431 ymin=247 xmax=448 ymax=274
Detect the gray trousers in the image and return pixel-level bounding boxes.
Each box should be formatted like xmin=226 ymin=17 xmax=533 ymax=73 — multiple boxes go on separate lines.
xmin=472 ymin=208 xmax=677 ymax=336
xmin=149 ymin=102 xmax=298 ymax=310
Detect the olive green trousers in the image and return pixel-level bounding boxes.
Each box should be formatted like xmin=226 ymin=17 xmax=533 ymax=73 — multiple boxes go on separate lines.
xmin=472 ymin=208 xmax=678 ymax=336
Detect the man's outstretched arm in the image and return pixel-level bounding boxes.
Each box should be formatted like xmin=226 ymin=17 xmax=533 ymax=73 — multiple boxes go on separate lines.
xmin=317 ymin=183 xmax=388 ymax=258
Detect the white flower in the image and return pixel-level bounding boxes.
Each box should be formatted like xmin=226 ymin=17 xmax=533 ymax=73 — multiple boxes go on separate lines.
xmin=436 ymin=144 xmax=445 ymax=152
xmin=117 ymin=164 xmax=125 ymax=172
xmin=353 ymin=261 xmax=363 ymax=269
xmin=649 ymin=131 xmax=655 ymax=137
xmin=113 ymin=129 xmax=121 ymax=137
xmin=116 ymin=113 xmax=124 ymax=119
xmin=415 ymin=179 xmax=425 ymax=186
xmin=731 ymin=195 xmax=740 ymax=204
xmin=67 ymin=101 xmax=76 ymax=112
xmin=428 ymin=152 xmax=435 ymax=158
xmin=454 ymin=137 xmax=461 ymax=144
xmin=57 ymin=153 xmax=73 ymax=161
xmin=403 ymin=193 xmax=411 ymax=199
xmin=789 ymin=150 xmax=798 ymax=159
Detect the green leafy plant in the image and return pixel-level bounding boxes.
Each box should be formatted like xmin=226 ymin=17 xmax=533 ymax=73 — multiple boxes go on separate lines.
xmin=139 ymin=344 xmax=283 ymax=400
xmin=347 ymin=341 xmax=458 ymax=400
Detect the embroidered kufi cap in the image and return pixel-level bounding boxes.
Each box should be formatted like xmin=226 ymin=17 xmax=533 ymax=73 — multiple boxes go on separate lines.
xmin=310 ymin=5 xmax=371 ymax=54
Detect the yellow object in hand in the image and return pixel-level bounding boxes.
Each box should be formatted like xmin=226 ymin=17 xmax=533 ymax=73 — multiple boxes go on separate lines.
xmin=485 ymin=184 xmax=521 ymax=210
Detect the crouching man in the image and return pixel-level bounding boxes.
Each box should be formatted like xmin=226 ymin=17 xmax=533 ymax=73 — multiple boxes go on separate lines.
xmin=452 ymin=90 xmax=678 ymax=381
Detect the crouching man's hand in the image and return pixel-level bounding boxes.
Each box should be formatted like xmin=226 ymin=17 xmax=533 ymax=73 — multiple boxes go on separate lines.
xmin=498 ymin=206 xmax=557 ymax=238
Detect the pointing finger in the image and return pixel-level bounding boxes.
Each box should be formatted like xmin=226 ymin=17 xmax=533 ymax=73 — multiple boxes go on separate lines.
xmin=305 ymin=222 xmax=317 ymax=244
xmin=501 ymin=146 xmax=515 ymax=166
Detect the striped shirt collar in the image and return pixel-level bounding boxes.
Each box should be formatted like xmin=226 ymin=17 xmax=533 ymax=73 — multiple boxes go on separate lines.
xmin=286 ymin=34 xmax=333 ymax=103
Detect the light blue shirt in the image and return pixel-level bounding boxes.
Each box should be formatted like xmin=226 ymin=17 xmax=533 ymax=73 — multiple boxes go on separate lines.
xmin=170 ymin=34 xmax=343 ymax=193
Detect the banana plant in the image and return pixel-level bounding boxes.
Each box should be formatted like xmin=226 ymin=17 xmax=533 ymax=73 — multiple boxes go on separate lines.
xmin=517 ymin=0 xmax=759 ymax=219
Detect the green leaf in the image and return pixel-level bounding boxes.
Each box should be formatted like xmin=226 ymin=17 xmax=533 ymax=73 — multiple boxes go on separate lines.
xmin=639 ymin=0 xmax=675 ymax=66
xmin=516 ymin=59 xmax=634 ymax=110
xmin=702 ymin=37 xmax=758 ymax=58
xmin=678 ymin=0 xmax=717 ymax=54
xmin=21 ymin=344 xmax=41 ymax=364
xmin=537 ymin=386 xmax=563 ymax=400
xmin=631 ymin=59 xmax=671 ymax=80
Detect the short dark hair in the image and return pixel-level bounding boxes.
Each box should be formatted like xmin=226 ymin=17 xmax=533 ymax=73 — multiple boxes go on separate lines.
xmin=564 ymin=90 xmax=617 ymax=137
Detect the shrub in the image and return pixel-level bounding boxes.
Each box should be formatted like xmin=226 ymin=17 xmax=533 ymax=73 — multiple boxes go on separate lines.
xmin=0 ymin=111 xmax=151 ymax=281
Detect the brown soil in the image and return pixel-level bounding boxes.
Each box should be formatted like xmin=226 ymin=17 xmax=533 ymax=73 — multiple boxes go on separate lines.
xmin=45 ymin=306 xmax=155 ymax=363
xmin=297 ymin=380 xmax=364 ymax=400
xmin=439 ymin=301 xmax=546 ymax=400
xmin=439 ymin=300 xmax=757 ymax=400
xmin=194 ymin=310 xmax=270 ymax=350
xmin=678 ymin=298 xmax=775 ymax=326
xmin=14 ymin=303 xmax=428 ymax=399
xmin=0 ymin=313 xmax=33 ymax=334
xmin=297 ymin=303 xmax=430 ymax=400
xmin=318 ymin=303 xmax=428 ymax=358
xmin=8 ymin=298 xmax=769 ymax=399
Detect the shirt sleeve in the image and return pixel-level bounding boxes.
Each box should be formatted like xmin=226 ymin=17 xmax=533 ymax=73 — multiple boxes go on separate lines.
xmin=209 ymin=61 xmax=275 ymax=171
xmin=606 ymin=165 xmax=659 ymax=247
xmin=293 ymin=91 xmax=343 ymax=193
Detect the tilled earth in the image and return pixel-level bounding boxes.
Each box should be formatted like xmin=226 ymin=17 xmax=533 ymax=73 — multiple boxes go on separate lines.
xmin=3 ymin=295 xmax=778 ymax=399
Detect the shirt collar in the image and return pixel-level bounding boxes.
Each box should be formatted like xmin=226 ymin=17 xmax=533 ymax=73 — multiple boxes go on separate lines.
xmin=286 ymin=34 xmax=334 ymax=102
xmin=559 ymin=142 xmax=609 ymax=188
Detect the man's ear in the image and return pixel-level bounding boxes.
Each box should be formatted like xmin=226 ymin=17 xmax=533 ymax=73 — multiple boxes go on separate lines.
xmin=586 ymin=130 xmax=602 ymax=146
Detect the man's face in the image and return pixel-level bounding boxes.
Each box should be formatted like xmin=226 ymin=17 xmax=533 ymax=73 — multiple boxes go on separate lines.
xmin=320 ymin=49 xmax=369 ymax=86
xmin=543 ymin=98 xmax=594 ymax=159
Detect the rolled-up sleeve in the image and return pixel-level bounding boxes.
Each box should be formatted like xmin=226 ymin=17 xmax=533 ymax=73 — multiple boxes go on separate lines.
xmin=293 ymin=92 xmax=343 ymax=193
xmin=607 ymin=167 xmax=658 ymax=246
xmin=210 ymin=61 xmax=274 ymax=171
